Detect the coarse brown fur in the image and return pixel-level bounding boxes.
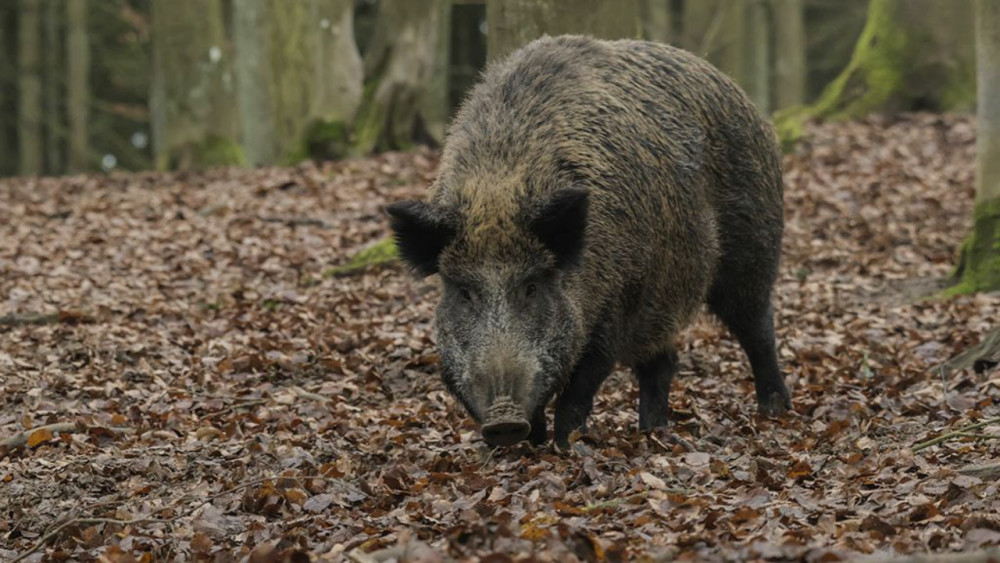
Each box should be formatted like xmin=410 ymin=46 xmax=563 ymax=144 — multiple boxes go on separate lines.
xmin=388 ymin=35 xmax=790 ymax=448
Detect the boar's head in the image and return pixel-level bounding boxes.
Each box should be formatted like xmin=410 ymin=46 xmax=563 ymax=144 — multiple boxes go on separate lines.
xmin=386 ymin=187 xmax=589 ymax=446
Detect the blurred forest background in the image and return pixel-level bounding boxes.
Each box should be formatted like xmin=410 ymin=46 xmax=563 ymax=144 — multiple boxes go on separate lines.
xmin=0 ymin=0 xmax=977 ymax=178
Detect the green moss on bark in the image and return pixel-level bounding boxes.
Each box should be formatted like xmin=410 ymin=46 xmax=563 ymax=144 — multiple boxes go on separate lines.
xmin=197 ymin=135 xmax=246 ymax=168
xmin=945 ymin=197 xmax=1000 ymax=296
xmin=325 ymin=237 xmax=399 ymax=277
xmin=774 ymin=0 xmax=975 ymax=148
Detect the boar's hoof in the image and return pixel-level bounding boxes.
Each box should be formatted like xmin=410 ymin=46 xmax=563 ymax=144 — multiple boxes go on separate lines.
xmin=482 ymin=419 xmax=530 ymax=447
xmin=758 ymin=390 xmax=792 ymax=417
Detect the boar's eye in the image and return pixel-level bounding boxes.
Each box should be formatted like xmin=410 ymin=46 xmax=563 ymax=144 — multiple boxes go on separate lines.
xmin=524 ymin=283 xmax=537 ymax=298
xmin=457 ymin=286 xmax=477 ymax=304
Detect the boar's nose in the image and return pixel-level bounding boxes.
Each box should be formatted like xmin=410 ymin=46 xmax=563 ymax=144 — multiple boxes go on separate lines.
xmin=482 ymin=419 xmax=530 ymax=446
xmin=482 ymin=396 xmax=530 ymax=447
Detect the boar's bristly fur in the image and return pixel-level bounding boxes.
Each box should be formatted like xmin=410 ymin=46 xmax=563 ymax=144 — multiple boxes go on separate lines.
xmin=388 ymin=35 xmax=791 ymax=448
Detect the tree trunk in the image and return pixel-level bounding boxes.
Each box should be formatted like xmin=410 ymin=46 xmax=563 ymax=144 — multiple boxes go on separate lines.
xmin=771 ymin=0 xmax=806 ymax=110
xmin=487 ymin=0 xmax=640 ymax=62
xmin=777 ymin=0 xmax=975 ymax=144
xmin=234 ymin=0 xmax=362 ymax=165
xmin=65 ymin=0 xmax=89 ymax=173
xmin=351 ymin=0 xmax=444 ymax=155
xmin=43 ymin=0 xmax=61 ymax=175
xmin=151 ymin=0 xmax=241 ymax=170
xmin=18 ymin=0 xmax=43 ymax=176
xmin=681 ymin=0 xmax=752 ymax=100
xmin=640 ymin=0 xmax=672 ymax=43
xmin=950 ymin=0 xmax=1000 ymax=294
xmin=745 ymin=0 xmax=770 ymax=114
xmin=0 ymin=4 xmax=12 ymax=176
xmin=419 ymin=0 xmax=453 ymax=144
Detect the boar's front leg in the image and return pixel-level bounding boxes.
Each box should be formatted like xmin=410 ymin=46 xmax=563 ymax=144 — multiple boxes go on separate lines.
xmin=528 ymin=406 xmax=547 ymax=445
xmin=553 ymin=346 xmax=615 ymax=449
xmin=635 ymin=349 xmax=678 ymax=430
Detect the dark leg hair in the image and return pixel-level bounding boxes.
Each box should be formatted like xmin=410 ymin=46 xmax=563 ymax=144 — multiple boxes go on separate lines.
xmin=708 ymin=295 xmax=790 ymax=415
xmin=635 ymin=349 xmax=679 ymax=430
xmin=553 ymin=345 xmax=615 ymax=449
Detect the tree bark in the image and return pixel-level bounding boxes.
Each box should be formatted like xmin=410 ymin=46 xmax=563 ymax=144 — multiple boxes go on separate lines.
xmin=151 ymin=0 xmax=241 ymax=170
xmin=681 ymin=0 xmax=755 ymax=103
xmin=419 ymin=0 xmax=453 ymax=144
xmin=43 ymin=0 xmax=61 ymax=175
xmin=351 ymin=0 xmax=445 ymax=155
xmin=778 ymin=0 xmax=975 ymax=142
xmin=950 ymin=0 xmax=1000 ymax=294
xmin=65 ymin=0 xmax=89 ymax=173
xmin=18 ymin=0 xmax=43 ymax=176
xmin=0 ymin=4 xmax=12 ymax=176
xmin=234 ymin=0 xmax=362 ymax=165
xmin=771 ymin=0 xmax=806 ymax=110
xmin=487 ymin=0 xmax=640 ymax=62
xmin=640 ymin=0 xmax=672 ymax=44
xmin=745 ymin=0 xmax=770 ymax=114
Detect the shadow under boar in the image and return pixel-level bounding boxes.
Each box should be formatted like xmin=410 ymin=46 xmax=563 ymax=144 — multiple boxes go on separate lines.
xmin=387 ymin=35 xmax=791 ymax=449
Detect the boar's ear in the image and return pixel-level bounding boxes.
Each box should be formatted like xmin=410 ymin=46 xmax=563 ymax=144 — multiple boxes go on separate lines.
xmin=385 ymin=200 xmax=456 ymax=277
xmin=529 ymin=187 xmax=589 ymax=269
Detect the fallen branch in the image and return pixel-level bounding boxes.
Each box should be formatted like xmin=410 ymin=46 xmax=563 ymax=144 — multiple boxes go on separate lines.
xmin=912 ymin=417 xmax=1000 ymax=452
xmin=957 ymin=432 xmax=1000 ymax=440
xmin=291 ymin=385 xmax=328 ymax=403
xmin=849 ymin=548 xmax=1000 ymax=563
xmin=958 ymin=462 xmax=1000 ymax=480
xmin=13 ymin=473 xmax=367 ymax=562
xmin=258 ymin=215 xmax=330 ymax=229
xmin=935 ymin=326 xmax=1000 ymax=378
xmin=0 ymin=310 xmax=94 ymax=327
xmin=202 ymin=399 xmax=268 ymax=419
xmin=0 ymin=422 xmax=131 ymax=448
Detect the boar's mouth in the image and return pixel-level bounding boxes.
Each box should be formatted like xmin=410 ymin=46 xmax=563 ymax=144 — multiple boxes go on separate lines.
xmin=481 ymin=396 xmax=530 ymax=447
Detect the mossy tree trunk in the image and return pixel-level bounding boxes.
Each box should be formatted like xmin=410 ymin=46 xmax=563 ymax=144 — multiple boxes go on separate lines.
xmin=18 ymin=0 xmax=43 ymax=176
xmin=777 ymin=0 xmax=975 ymax=143
xmin=487 ymin=0 xmax=640 ymax=62
xmin=951 ymin=0 xmax=1000 ymax=295
xmin=151 ymin=0 xmax=241 ymax=170
xmin=351 ymin=0 xmax=445 ymax=155
xmin=234 ymin=0 xmax=362 ymax=166
xmin=771 ymin=0 xmax=806 ymax=110
xmin=65 ymin=0 xmax=89 ymax=173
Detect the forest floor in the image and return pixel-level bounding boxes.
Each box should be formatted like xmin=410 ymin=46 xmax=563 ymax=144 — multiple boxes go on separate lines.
xmin=1 ymin=114 xmax=1000 ymax=562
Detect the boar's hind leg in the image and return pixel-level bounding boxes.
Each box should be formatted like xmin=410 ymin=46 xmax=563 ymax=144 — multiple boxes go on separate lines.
xmin=636 ymin=349 xmax=678 ymax=430
xmin=553 ymin=346 xmax=615 ymax=449
xmin=708 ymin=292 xmax=791 ymax=416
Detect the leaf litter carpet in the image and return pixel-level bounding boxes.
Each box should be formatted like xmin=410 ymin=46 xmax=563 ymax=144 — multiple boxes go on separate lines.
xmin=1 ymin=114 xmax=999 ymax=562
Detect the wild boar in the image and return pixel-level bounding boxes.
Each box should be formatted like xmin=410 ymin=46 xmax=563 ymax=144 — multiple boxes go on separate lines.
xmin=387 ymin=35 xmax=791 ymax=448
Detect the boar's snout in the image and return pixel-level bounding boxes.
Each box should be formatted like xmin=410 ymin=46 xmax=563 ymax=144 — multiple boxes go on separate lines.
xmin=481 ymin=396 xmax=530 ymax=447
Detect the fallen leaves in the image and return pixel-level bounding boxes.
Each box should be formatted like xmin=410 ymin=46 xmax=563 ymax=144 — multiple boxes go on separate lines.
xmin=1 ymin=118 xmax=999 ymax=560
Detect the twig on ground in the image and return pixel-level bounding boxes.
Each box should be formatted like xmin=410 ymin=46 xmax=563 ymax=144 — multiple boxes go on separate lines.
xmin=956 ymin=432 xmax=1000 ymax=440
xmin=258 ymin=215 xmax=330 ymax=229
xmin=0 ymin=422 xmax=131 ymax=448
xmin=291 ymin=385 xmax=329 ymax=403
xmin=849 ymin=548 xmax=1000 ymax=563
xmin=958 ymin=462 xmax=1000 ymax=480
xmin=202 ymin=399 xmax=268 ymax=419
xmin=0 ymin=310 xmax=94 ymax=327
xmin=912 ymin=417 xmax=1000 ymax=452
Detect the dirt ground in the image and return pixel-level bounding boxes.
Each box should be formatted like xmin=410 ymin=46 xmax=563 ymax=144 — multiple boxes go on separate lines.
xmin=1 ymin=114 xmax=999 ymax=562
